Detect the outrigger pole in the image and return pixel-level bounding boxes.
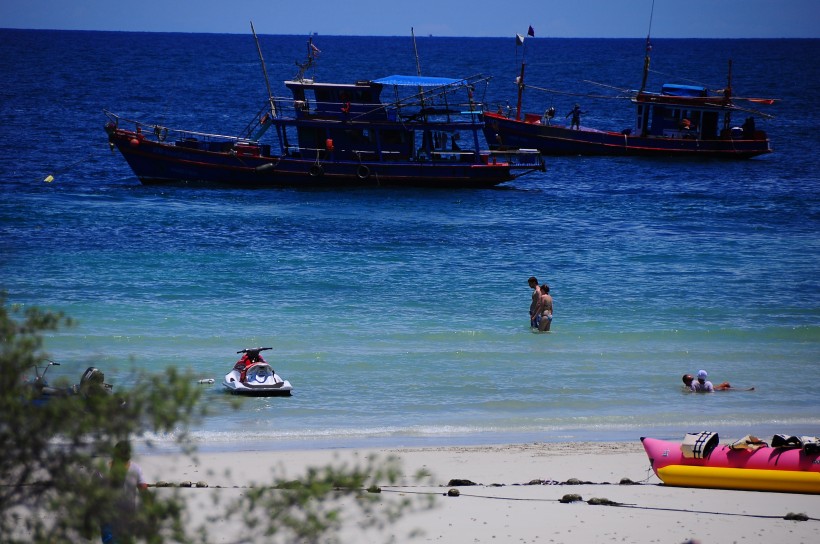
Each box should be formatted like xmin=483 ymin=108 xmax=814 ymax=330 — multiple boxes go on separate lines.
xmin=250 ymin=21 xmax=275 ymax=118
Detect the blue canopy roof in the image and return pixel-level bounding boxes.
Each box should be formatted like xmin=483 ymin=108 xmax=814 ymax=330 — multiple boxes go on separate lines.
xmin=372 ymin=75 xmax=466 ymax=87
xmin=661 ymin=84 xmax=708 ymax=97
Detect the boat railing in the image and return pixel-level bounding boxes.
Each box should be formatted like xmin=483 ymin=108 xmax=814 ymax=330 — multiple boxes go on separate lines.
xmin=105 ymin=110 xmax=256 ymax=145
xmin=268 ymin=95 xmax=485 ymax=124
xmin=240 ymin=103 xmax=276 ymax=140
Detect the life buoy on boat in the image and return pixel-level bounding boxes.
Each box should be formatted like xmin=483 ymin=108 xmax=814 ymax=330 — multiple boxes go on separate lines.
xmin=356 ymin=164 xmax=370 ymax=180
xmin=309 ymin=164 xmax=324 ymax=177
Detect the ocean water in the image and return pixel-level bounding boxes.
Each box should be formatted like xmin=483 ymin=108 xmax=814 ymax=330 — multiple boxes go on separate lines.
xmin=1 ymin=30 xmax=818 ymax=452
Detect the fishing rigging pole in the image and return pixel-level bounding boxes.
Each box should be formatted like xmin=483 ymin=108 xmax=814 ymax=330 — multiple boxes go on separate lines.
xmin=250 ymin=21 xmax=275 ymax=118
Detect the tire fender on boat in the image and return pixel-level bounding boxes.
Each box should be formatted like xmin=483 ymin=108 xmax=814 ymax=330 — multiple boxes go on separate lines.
xmin=356 ymin=164 xmax=370 ymax=180
xmin=309 ymin=164 xmax=324 ymax=177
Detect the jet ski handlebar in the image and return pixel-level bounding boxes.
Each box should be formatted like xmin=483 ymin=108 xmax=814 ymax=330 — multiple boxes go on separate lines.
xmin=236 ymin=347 xmax=273 ymax=354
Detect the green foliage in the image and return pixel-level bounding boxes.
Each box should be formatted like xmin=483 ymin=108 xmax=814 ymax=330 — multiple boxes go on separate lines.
xmin=0 ymin=295 xmax=434 ymax=543
xmin=219 ymin=454 xmax=431 ymax=544
xmin=0 ymin=294 xmax=201 ymax=543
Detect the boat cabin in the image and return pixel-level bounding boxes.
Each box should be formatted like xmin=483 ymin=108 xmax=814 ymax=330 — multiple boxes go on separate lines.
xmin=273 ymin=76 xmax=483 ymax=163
xmin=285 ymin=79 xmax=388 ymax=121
xmin=634 ymin=84 xmax=728 ymax=140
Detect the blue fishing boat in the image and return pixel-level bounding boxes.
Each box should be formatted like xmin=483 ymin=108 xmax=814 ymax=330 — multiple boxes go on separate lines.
xmin=484 ymin=17 xmax=774 ymax=159
xmin=105 ymin=35 xmax=544 ymax=189
xmin=483 ymin=62 xmax=774 ymax=158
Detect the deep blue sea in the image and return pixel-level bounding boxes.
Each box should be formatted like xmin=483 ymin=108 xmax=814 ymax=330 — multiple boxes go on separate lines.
xmin=1 ymin=30 xmax=818 ymax=452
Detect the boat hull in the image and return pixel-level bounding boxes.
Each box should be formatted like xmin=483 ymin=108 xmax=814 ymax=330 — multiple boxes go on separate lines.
xmin=641 ymin=437 xmax=820 ymax=494
xmin=222 ymin=376 xmax=293 ymax=397
xmin=108 ymin=127 xmax=518 ymax=189
xmin=483 ymin=112 xmax=772 ymax=159
xmin=222 ymin=366 xmax=293 ymax=397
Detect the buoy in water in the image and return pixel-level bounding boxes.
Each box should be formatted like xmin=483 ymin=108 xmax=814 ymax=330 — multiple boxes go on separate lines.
xmin=43 ymin=175 xmax=54 ymax=183
xmin=198 ymin=378 xmax=215 ymax=384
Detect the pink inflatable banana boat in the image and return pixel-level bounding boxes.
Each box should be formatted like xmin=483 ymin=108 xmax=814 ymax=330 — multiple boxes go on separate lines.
xmin=641 ymin=434 xmax=820 ymax=494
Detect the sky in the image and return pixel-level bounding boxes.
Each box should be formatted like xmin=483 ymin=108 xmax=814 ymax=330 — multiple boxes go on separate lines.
xmin=1 ymin=0 xmax=818 ymax=38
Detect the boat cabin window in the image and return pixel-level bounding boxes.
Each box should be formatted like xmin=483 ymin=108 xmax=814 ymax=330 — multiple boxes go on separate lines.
xmin=700 ymin=112 xmax=719 ymax=139
xmin=344 ymin=128 xmax=374 ymax=144
xmin=381 ymin=129 xmax=407 ymax=145
xmin=296 ymin=126 xmax=326 ymax=155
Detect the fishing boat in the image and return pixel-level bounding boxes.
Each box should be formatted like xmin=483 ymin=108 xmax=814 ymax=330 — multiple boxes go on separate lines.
xmin=641 ymin=435 xmax=820 ymax=494
xmin=484 ymin=22 xmax=774 ymax=158
xmin=105 ymin=32 xmax=544 ymax=189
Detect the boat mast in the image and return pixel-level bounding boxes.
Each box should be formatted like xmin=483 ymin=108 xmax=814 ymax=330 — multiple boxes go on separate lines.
xmin=514 ymin=30 xmax=529 ymax=121
xmin=250 ymin=21 xmax=276 ymax=118
xmin=411 ymin=27 xmax=426 ymax=111
xmin=639 ymin=0 xmax=655 ymax=94
xmin=723 ymin=59 xmax=734 ymax=130
xmin=515 ymin=62 xmax=526 ymax=121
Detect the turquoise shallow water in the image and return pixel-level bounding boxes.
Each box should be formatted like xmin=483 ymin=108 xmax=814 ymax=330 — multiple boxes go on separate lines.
xmin=1 ymin=31 xmax=818 ymax=450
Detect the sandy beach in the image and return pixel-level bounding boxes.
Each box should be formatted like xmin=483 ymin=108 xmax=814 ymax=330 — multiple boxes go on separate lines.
xmin=138 ymin=441 xmax=820 ymax=543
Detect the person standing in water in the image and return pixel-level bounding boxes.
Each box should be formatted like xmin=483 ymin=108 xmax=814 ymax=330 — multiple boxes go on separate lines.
xmin=528 ymin=277 xmax=542 ymax=328
xmin=535 ymin=284 xmax=553 ymax=332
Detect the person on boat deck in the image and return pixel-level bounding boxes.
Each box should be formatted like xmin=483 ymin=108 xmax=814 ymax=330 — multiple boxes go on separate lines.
xmin=528 ymin=277 xmax=542 ymax=328
xmin=566 ymin=104 xmax=586 ymax=130
xmin=682 ymin=371 xmax=731 ymax=392
xmin=543 ymin=106 xmax=556 ymax=125
xmin=742 ymin=116 xmax=756 ymax=139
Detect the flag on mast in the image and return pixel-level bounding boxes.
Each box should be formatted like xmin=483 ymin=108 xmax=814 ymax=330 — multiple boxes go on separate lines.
xmin=528 ymin=25 xmax=535 ymax=37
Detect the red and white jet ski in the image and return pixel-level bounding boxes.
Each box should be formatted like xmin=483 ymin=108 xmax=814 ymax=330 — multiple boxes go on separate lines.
xmin=222 ymin=347 xmax=293 ymax=396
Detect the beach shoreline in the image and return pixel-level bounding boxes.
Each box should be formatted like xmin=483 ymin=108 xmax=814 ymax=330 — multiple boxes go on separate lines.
xmin=137 ymin=440 xmax=820 ymax=543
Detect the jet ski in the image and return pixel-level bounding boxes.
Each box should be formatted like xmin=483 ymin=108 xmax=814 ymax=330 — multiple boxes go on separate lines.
xmin=27 ymin=360 xmax=114 ymax=406
xmin=222 ymin=347 xmax=293 ymax=396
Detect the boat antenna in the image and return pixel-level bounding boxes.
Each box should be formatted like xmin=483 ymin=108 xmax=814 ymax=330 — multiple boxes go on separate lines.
xmin=295 ymin=36 xmax=318 ymax=82
xmin=639 ymin=0 xmax=655 ymax=94
xmin=411 ymin=27 xmax=422 ymax=77
xmin=250 ymin=21 xmax=275 ymax=117
xmin=411 ymin=27 xmax=427 ymax=110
